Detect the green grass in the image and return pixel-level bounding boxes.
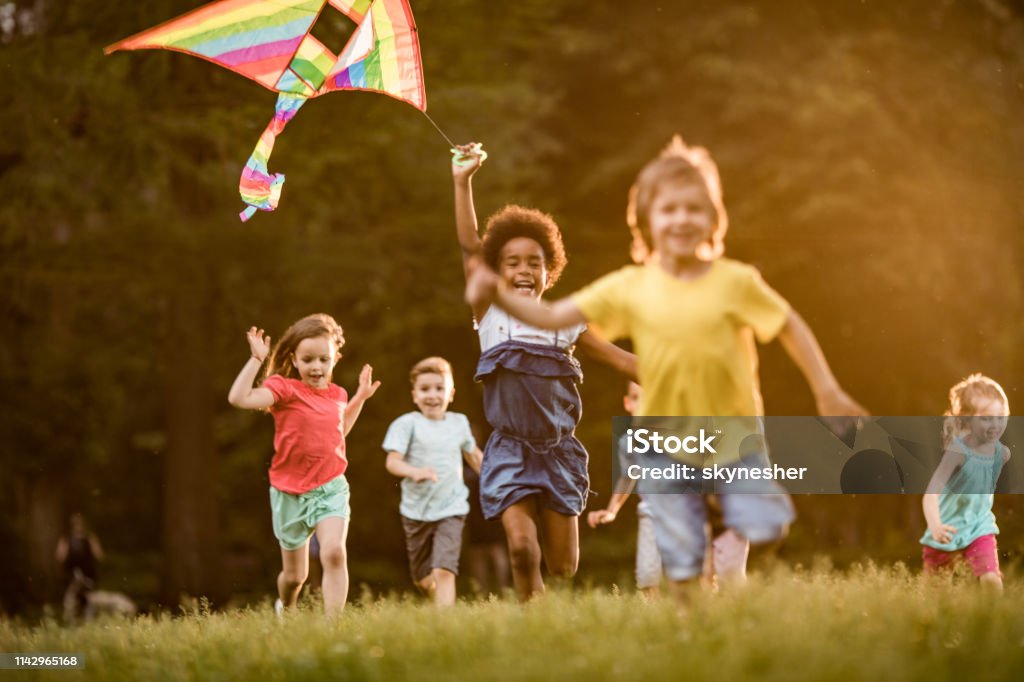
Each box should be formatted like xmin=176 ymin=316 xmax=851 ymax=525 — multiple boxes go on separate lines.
xmin=4 ymin=564 xmax=1024 ymax=681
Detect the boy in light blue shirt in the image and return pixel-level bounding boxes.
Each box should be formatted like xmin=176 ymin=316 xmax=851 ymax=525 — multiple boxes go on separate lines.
xmin=383 ymin=357 xmax=483 ymax=606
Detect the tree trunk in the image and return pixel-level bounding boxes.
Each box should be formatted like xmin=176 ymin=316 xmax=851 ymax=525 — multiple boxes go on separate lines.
xmin=160 ymin=289 xmax=223 ymax=607
xmin=16 ymin=474 xmax=64 ymax=605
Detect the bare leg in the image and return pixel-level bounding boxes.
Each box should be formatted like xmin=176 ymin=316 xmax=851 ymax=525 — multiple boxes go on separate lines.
xmin=539 ymin=507 xmax=579 ymax=590
xmin=315 ymin=516 xmax=349 ymax=615
xmin=667 ymin=578 xmax=700 ymax=615
xmin=979 ymin=572 xmax=1003 ymax=591
xmin=501 ymin=498 xmax=545 ymax=602
xmin=278 ymin=541 xmax=310 ymax=609
xmin=432 ymin=568 xmax=457 ymax=606
xmin=712 ymin=529 xmax=750 ymax=587
xmin=489 ymin=542 xmax=512 ymax=594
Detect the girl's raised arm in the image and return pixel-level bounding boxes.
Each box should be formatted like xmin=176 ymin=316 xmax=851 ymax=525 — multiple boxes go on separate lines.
xmin=228 ymin=327 xmax=276 ymax=410
xmin=452 ymin=143 xmax=488 ymax=321
xmin=343 ymin=364 xmax=381 ymax=435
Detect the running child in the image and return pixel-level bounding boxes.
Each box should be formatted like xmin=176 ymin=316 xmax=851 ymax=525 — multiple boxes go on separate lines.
xmin=467 ymin=136 xmax=867 ymax=604
xmin=228 ymin=314 xmax=380 ymax=615
xmin=587 ymin=382 xmax=664 ymax=597
xmin=922 ymin=373 xmax=1011 ymax=590
xmin=382 ymin=356 xmax=483 ymax=607
xmin=452 ymin=143 xmax=637 ymax=602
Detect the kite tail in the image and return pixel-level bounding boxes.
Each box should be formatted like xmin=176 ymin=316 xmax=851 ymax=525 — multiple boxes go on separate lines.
xmin=238 ymin=93 xmax=307 ymax=222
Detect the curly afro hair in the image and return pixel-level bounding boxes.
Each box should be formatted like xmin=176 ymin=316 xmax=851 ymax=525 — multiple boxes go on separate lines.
xmin=480 ymin=204 xmax=568 ymax=289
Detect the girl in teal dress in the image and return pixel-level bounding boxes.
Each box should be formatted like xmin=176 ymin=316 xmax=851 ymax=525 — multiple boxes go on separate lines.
xmin=922 ymin=374 xmax=1011 ymax=589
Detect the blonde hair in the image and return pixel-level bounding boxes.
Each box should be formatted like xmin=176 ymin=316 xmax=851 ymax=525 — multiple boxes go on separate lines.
xmin=626 ymin=135 xmax=729 ymax=264
xmin=942 ymin=373 xmax=1010 ymax=447
xmin=265 ymin=314 xmax=345 ymax=380
xmin=409 ymin=356 xmax=453 ymax=385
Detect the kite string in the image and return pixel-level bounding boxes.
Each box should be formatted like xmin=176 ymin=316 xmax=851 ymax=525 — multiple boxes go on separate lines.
xmin=421 ymin=110 xmax=456 ymax=148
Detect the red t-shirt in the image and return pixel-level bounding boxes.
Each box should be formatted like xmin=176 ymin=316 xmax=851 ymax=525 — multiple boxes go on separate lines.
xmin=263 ymin=375 xmax=347 ymax=494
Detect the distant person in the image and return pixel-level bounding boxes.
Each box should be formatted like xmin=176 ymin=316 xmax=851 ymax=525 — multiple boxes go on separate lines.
xmin=55 ymin=512 xmax=103 ymax=622
xmin=451 ymin=142 xmax=638 ymax=602
xmin=382 ymin=357 xmax=483 ymax=607
xmin=922 ymin=374 xmax=1011 ymax=590
xmin=467 ymin=136 xmax=867 ymax=607
xmin=228 ymin=314 xmax=380 ymax=615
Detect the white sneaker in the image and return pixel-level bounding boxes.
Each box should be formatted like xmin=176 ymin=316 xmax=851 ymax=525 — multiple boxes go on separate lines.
xmin=274 ymin=598 xmax=284 ymax=617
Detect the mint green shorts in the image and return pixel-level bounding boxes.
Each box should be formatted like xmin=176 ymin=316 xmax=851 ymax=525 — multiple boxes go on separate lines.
xmin=270 ymin=476 xmax=351 ymax=551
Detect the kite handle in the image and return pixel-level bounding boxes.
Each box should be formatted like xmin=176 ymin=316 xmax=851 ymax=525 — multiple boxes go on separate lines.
xmin=451 ymin=142 xmax=488 ymax=167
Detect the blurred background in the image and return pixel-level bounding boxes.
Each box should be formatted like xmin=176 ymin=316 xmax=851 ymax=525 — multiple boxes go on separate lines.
xmin=1 ymin=0 xmax=1022 ymax=615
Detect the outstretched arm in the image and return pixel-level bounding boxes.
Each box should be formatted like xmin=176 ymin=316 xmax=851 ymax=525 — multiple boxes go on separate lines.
xmin=452 ymin=143 xmax=489 ymax=321
xmin=228 ymin=327 xmax=276 ymax=410
xmin=343 ymin=365 xmax=381 ymax=436
xmin=777 ymin=310 xmax=868 ymax=433
xmin=577 ymin=330 xmax=638 ymax=382
xmin=587 ymin=476 xmax=636 ymax=528
xmin=385 ymin=451 xmax=438 ymax=483
xmin=466 ymin=262 xmax=586 ymax=330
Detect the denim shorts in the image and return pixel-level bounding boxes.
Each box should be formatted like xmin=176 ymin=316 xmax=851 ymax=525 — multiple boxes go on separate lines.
xmin=269 ymin=475 xmax=350 ymax=551
xmin=479 ymin=430 xmax=589 ymax=519
xmin=644 ymin=452 xmax=795 ymax=581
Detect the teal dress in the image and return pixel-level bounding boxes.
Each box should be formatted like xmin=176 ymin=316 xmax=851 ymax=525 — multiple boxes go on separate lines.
xmin=920 ymin=437 xmax=1006 ymax=551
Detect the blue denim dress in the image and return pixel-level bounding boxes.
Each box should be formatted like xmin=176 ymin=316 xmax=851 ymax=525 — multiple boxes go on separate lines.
xmin=474 ymin=338 xmax=589 ymax=520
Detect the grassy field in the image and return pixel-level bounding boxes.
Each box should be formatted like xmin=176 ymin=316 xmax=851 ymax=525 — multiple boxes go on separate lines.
xmin=3 ymin=564 xmax=1024 ymax=681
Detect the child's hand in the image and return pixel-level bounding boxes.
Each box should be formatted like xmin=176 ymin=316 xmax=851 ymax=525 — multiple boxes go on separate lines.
xmin=815 ymin=387 xmax=869 ymax=439
xmin=246 ymin=326 xmax=271 ymax=362
xmin=587 ymin=509 xmax=617 ymax=528
xmin=465 ymin=256 xmax=500 ymax=308
xmin=928 ymin=522 xmax=957 ymax=544
xmin=354 ymin=364 xmax=381 ymax=400
xmin=451 ymin=142 xmax=486 ymax=182
xmin=412 ymin=467 xmax=438 ymax=484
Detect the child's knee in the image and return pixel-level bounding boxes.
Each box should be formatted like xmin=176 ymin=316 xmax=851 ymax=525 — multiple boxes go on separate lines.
xmin=320 ymin=544 xmax=347 ymax=570
xmin=547 ymin=559 xmax=578 ymax=580
xmin=979 ymin=572 xmax=1003 ymax=590
xmin=507 ymin=537 xmax=541 ymax=572
xmin=280 ymin=567 xmax=308 ymax=587
xmin=433 ymin=567 xmax=456 ymax=581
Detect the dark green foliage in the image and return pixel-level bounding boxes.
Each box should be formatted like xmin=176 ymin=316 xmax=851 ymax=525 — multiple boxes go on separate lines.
xmin=1 ymin=0 xmax=1022 ymax=612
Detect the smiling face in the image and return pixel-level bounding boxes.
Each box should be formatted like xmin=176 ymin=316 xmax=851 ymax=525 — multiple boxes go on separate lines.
xmin=498 ymin=236 xmax=548 ymax=299
xmin=964 ymin=396 xmax=1010 ymax=446
xmin=411 ymin=371 xmax=455 ymax=420
xmin=647 ymin=180 xmax=716 ymax=263
xmin=291 ymin=334 xmax=339 ymax=389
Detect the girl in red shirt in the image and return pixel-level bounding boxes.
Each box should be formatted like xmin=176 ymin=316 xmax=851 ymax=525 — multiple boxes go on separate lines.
xmin=229 ymin=313 xmax=380 ymax=615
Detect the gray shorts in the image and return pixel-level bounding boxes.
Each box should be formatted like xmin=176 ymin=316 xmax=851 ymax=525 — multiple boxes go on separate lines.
xmin=401 ymin=515 xmax=466 ymax=582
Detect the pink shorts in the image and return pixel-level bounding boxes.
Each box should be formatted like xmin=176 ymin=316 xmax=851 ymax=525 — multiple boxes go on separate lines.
xmin=922 ymin=534 xmax=1001 ymax=577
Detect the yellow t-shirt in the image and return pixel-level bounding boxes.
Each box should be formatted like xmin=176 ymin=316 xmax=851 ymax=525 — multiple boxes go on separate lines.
xmin=572 ymin=259 xmax=790 ymax=417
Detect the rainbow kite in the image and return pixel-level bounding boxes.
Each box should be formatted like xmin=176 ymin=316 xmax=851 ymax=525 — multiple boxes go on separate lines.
xmin=106 ymin=0 xmax=426 ymax=221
